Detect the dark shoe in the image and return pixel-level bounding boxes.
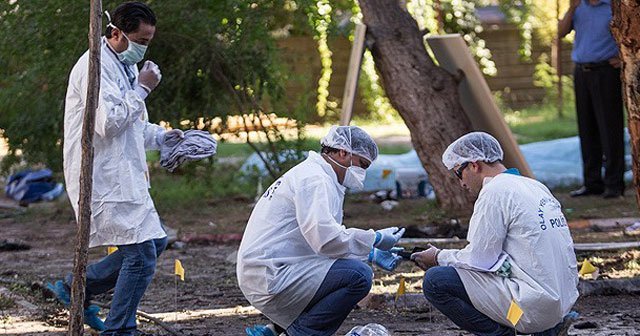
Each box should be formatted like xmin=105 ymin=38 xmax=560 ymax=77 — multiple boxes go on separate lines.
xmin=603 ymin=189 xmax=624 ymax=199
xmin=569 ymin=186 xmax=603 ymax=197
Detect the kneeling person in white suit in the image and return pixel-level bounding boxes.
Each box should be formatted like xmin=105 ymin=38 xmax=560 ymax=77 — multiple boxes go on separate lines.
xmin=237 ymin=126 xmax=405 ymax=336
xmin=412 ymin=132 xmax=579 ymax=336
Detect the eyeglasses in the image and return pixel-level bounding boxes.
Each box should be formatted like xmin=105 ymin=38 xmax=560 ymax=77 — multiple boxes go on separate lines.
xmin=454 ymin=162 xmax=470 ymax=180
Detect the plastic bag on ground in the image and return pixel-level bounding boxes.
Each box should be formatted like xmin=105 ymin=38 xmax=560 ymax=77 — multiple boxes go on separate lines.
xmin=345 ymin=323 xmax=390 ymax=336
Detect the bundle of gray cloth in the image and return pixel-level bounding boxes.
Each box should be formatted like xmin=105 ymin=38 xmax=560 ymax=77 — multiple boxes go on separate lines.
xmin=160 ymin=130 xmax=218 ymax=172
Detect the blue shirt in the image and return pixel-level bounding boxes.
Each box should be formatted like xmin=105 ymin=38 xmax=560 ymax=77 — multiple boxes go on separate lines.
xmin=571 ymin=0 xmax=619 ymax=63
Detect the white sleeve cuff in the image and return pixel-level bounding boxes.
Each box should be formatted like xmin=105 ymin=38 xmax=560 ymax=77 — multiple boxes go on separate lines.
xmin=134 ymin=85 xmax=149 ymax=100
xmin=156 ymin=129 xmax=166 ymax=147
xmin=437 ymin=249 xmax=455 ymax=266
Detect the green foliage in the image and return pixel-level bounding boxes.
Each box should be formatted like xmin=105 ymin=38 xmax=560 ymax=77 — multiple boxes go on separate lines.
xmin=498 ymin=0 xmax=535 ymax=60
xmin=148 ymin=161 xmax=255 ymax=212
xmin=504 ymin=102 xmax=577 ymax=144
xmin=498 ymin=0 xmax=569 ymax=60
xmin=533 ymin=53 xmax=574 ymax=110
xmin=0 ymin=0 xmax=306 ymax=173
xmin=409 ymin=0 xmax=496 ymax=76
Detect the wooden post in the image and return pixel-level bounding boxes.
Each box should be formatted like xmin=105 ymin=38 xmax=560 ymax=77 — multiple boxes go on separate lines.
xmin=69 ymin=0 xmax=101 ymax=335
xmin=553 ymin=0 xmax=564 ymax=119
xmin=434 ymin=0 xmax=444 ymax=33
xmin=339 ymin=23 xmax=367 ymax=126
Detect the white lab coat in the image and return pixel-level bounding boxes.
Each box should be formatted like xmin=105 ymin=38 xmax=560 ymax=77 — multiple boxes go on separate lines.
xmin=438 ymin=173 xmax=579 ymax=333
xmin=237 ymin=151 xmax=377 ymax=328
xmin=63 ymin=38 xmax=166 ymax=248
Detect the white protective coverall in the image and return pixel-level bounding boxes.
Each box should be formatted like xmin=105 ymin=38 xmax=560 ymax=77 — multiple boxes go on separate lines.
xmin=237 ymin=151 xmax=377 ymax=328
xmin=63 ymin=37 xmax=166 ymax=248
xmin=438 ymin=173 xmax=579 ymax=333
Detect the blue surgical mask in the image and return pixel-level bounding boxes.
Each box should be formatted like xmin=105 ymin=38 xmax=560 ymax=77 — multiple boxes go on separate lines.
xmin=108 ymin=22 xmax=147 ymax=65
xmin=118 ymin=31 xmax=147 ymax=65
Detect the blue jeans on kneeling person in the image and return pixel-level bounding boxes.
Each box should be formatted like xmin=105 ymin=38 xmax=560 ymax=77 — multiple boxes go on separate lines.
xmin=422 ymin=266 xmax=571 ymax=336
xmin=286 ymin=259 xmax=373 ymax=336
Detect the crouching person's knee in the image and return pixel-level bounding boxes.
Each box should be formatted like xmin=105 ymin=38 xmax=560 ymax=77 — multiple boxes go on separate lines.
xmin=350 ymin=260 xmax=373 ymax=296
xmin=422 ymin=266 xmax=455 ymax=301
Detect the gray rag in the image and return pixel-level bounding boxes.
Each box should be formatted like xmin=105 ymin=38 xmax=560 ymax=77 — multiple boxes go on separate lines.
xmin=160 ymin=130 xmax=217 ymax=172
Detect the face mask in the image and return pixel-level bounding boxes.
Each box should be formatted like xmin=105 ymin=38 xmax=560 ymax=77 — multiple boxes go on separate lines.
xmin=118 ymin=31 xmax=147 ymax=65
xmin=108 ymin=23 xmax=147 ymax=65
xmin=325 ymin=154 xmax=367 ymax=191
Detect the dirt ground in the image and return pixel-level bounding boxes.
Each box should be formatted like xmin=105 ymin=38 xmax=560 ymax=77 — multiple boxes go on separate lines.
xmin=1 ymin=192 xmax=640 ymax=335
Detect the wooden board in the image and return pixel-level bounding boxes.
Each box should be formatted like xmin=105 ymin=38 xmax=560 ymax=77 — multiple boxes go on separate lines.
xmin=340 ymin=23 xmax=367 ymax=126
xmin=426 ymin=34 xmax=534 ymax=177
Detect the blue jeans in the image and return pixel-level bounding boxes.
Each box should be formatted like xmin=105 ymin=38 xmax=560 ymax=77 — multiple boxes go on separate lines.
xmin=423 ymin=266 xmax=564 ymax=336
xmin=286 ymin=259 xmax=373 ymax=336
xmin=65 ymin=237 xmax=168 ymax=336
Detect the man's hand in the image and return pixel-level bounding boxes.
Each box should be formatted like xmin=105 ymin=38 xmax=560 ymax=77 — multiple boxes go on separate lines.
xmin=411 ymin=245 xmax=440 ymax=271
xmin=138 ymin=60 xmax=162 ymax=93
xmin=609 ymin=57 xmax=622 ymax=69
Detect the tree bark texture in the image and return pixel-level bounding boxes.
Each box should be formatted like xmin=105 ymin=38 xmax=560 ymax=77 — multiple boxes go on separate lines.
xmin=359 ymin=0 xmax=475 ymax=214
xmin=611 ymin=1 xmax=640 ymax=212
xmin=69 ymin=1 xmax=101 ymax=334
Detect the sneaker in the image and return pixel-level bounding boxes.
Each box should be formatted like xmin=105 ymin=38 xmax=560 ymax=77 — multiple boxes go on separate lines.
xmin=83 ymin=304 xmax=106 ymax=331
xmin=46 ymin=280 xmax=71 ymax=306
xmin=246 ymin=324 xmax=277 ymax=336
xmin=46 ymin=281 xmax=105 ymax=331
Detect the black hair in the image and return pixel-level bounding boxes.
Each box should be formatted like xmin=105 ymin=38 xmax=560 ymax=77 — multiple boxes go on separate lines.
xmin=105 ymin=1 xmax=156 ymax=38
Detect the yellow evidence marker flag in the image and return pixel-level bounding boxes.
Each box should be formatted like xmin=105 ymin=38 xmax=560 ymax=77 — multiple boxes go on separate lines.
xmin=506 ymin=300 xmax=523 ymax=327
xmin=579 ymin=259 xmax=597 ymax=275
xmin=107 ymin=246 xmax=118 ymax=255
xmin=174 ymin=259 xmax=185 ymax=281
xmin=395 ymin=276 xmax=406 ymax=301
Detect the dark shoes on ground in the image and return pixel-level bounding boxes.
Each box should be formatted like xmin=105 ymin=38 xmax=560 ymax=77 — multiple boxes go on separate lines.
xmin=602 ymin=189 xmax=624 ymax=199
xmin=570 ymin=186 xmax=623 ymax=199
xmin=569 ymin=186 xmax=603 ymax=197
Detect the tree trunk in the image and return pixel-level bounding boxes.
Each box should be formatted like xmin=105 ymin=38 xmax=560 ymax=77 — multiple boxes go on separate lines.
xmin=358 ymin=0 xmax=475 ymax=214
xmin=69 ymin=1 xmax=101 ymax=334
xmin=611 ymin=1 xmax=640 ymax=212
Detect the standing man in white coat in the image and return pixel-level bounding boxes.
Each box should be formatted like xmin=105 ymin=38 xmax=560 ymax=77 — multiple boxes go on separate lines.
xmin=48 ymin=2 xmax=181 ymax=335
xmin=238 ymin=126 xmax=405 ymax=336
xmin=412 ymin=132 xmax=579 ymax=336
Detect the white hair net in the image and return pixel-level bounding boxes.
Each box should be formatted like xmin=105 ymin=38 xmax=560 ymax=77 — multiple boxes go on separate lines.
xmin=320 ymin=126 xmax=378 ymax=163
xmin=442 ymin=132 xmax=504 ymax=170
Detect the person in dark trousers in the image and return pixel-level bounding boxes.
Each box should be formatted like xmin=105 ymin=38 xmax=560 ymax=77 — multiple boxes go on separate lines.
xmin=559 ymin=0 xmax=625 ymax=199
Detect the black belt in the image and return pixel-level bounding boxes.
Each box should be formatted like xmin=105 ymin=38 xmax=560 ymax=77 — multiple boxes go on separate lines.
xmin=576 ymin=61 xmax=612 ymax=72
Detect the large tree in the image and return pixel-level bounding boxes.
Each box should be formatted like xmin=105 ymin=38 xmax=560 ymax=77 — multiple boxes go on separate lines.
xmin=358 ymin=0 xmax=475 ymax=214
xmin=611 ymin=1 xmax=640 ymax=208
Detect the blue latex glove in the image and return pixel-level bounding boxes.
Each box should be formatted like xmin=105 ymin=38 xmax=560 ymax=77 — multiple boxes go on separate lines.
xmin=374 ymin=227 xmax=406 ymax=250
xmin=368 ymin=247 xmax=403 ymax=271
